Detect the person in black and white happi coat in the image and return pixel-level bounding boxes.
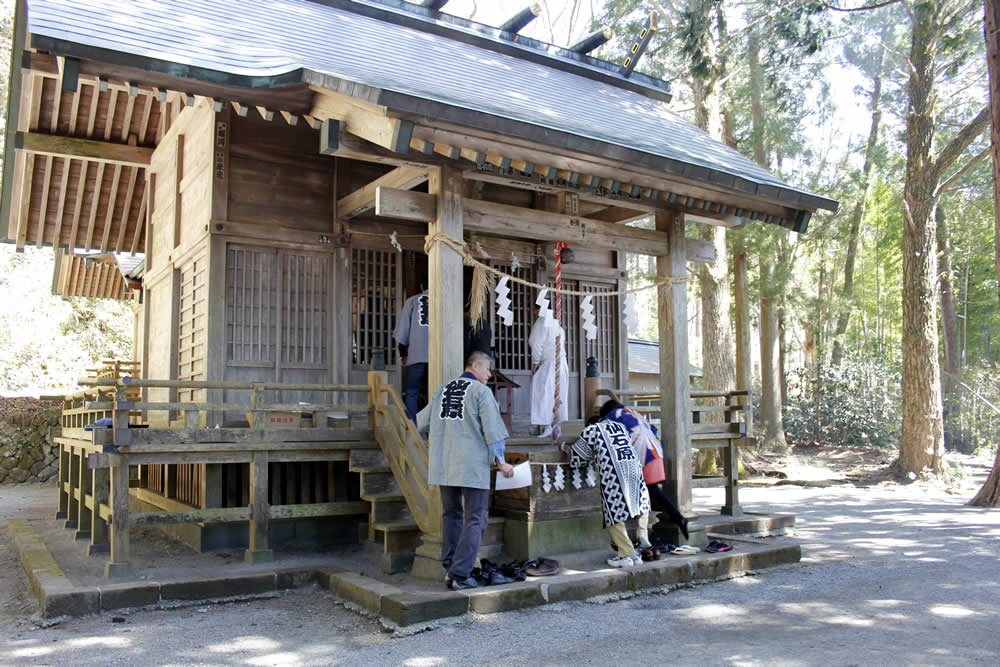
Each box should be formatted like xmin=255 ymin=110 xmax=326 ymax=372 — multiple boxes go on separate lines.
xmin=568 ymin=419 xmax=651 ymax=568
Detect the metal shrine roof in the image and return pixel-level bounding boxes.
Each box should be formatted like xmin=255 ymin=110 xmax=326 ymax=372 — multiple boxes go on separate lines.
xmin=20 ymin=0 xmax=837 ymax=220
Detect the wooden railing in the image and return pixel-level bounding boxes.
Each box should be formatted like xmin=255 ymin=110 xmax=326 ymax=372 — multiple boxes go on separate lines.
xmin=53 ymin=377 xmax=375 ymax=577
xmin=598 ymin=388 xmax=751 ymax=516
xmin=367 ymin=371 xmax=441 ymax=537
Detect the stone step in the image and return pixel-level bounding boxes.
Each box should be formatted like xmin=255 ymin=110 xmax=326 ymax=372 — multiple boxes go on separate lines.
xmin=349 ymin=449 xmax=390 ymax=473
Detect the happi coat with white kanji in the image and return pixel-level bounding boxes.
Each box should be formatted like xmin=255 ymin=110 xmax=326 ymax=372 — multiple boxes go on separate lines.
xmin=417 ymin=374 xmax=509 ymax=490
xmin=569 ymin=420 xmax=650 ymax=527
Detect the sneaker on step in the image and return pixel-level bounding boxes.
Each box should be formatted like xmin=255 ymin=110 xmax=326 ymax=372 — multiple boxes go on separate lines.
xmin=631 ymin=554 xmax=645 ymax=565
xmin=607 ymin=555 xmax=637 ymax=568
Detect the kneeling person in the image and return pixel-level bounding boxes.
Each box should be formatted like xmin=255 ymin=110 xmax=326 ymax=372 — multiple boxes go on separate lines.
xmin=417 ymin=351 xmax=514 ymax=589
xmin=569 ymin=418 xmax=651 ymax=568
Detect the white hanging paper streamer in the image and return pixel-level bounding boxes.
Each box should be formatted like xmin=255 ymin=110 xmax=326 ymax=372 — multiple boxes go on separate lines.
xmin=624 ymin=293 xmax=640 ymax=334
xmin=389 ymin=231 xmax=402 ymax=253
xmin=541 ymin=464 xmax=552 ymax=493
xmin=580 ymin=295 xmax=597 ymax=341
xmin=536 ymin=288 xmax=556 ymax=330
xmin=553 ymin=464 xmax=565 ymax=491
xmin=511 ymin=252 xmax=522 ymax=271
xmin=475 ymin=241 xmax=490 ymax=259
xmin=586 ymin=464 xmax=597 ymax=487
xmin=495 ymin=276 xmax=514 ymax=327
xmin=571 ymin=466 xmax=583 ymax=489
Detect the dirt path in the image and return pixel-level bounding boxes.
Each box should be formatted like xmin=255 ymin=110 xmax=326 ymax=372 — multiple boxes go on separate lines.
xmin=2 ymin=472 xmax=998 ymax=665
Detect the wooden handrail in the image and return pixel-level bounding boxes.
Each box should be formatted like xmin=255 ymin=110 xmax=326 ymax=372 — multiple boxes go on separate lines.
xmin=79 ymin=377 xmax=372 ymax=392
xmin=377 ymin=384 xmax=429 ymax=461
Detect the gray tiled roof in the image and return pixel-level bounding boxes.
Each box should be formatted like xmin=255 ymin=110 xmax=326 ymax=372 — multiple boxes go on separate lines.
xmin=628 ymin=338 xmax=701 ymax=377
xmin=25 ymin=0 xmax=836 ymax=214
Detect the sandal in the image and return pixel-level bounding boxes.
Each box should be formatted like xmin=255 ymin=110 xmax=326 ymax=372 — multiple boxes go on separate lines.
xmin=705 ymin=541 xmax=734 ymax=553
xmin=670 ymin=545 xmax=699 ymax=555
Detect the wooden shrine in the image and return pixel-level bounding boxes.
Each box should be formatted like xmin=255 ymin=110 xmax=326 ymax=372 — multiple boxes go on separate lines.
xmin=2 ymin=0 xmax=836 ymax=577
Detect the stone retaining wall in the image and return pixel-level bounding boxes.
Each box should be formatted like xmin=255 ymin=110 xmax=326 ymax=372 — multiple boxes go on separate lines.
xmin=0 ymin=396 xmax=61 ymax=484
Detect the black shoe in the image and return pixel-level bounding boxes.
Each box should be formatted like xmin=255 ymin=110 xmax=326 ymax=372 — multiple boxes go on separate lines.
xmin=448 ymin=575 xmax=484 ymax=590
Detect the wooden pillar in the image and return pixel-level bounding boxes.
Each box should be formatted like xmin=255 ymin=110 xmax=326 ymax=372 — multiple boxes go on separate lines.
xmin=66 ymin=447 xmax=80 ymax=530
xmin=105 ymin=457 xmax=131 ymax=577
xmin=89 ymin=466 xmax=110 ymax=555
xmin=75 ymin=455 xmax=93 ymax=540
xmin=655 ymin=211 xmax=693 ymax=519
xmin=426 ymin=166 xmax=464 ymax=391
xmin=245 ymin=451 xmax=273 ymax=563
xmin=56 ymin=443 xmax=69 ymax=519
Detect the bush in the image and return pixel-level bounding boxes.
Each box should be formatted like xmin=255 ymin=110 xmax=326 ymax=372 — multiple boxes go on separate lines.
xmin=783 ymin=356 xmax=901 ymax=449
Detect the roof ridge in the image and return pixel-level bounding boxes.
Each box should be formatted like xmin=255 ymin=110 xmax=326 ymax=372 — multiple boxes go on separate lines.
xmin=305 ymin=0 xmax=673 ymax=102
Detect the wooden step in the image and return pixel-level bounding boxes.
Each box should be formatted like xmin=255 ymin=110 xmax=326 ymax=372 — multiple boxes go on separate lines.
xmin=370 ymin=498 xmax=413 ymax=524
xmin=349 ymin=449 xmax=390 ymax=473
xmin=362 ymin=492 xmax=405 ymax=503
xmin=359 ymin=470 xmax=400 ymax=498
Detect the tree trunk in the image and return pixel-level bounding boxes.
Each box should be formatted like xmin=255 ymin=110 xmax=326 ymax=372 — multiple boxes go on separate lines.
xmin=900 ymin=5 xmax=946 ymax=477
xmin=937 ymin=205 xmax=960 ymax=394
xmin=759 ymin=257 xmax=787 ymax=452
xmin=832 ymin=48 xmax=885 ymax=365
xmin=970 ymin=0 xmax=1000 ymax=506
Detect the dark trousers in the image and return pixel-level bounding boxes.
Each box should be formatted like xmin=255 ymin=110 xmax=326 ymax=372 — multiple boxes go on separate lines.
xmin=403 ymin=362 xmax=428 ymax=422
xmin=439 ymin=485 xmax=489 ymax=579
xmin=647 ymin=482 xmax=687 ymax=527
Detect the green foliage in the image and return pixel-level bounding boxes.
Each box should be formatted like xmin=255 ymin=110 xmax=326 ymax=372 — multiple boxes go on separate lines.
xmin=0 ymin=246 xmax=133 ymax=394
xmin=784 ymin=355 xmax=902 ymax=449
xmin=943 ymin=363 xmax=1000 ymax=455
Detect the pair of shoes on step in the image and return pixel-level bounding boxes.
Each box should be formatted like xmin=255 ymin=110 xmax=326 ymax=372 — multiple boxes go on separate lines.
xmin=448 ymin=575 xmax=484 ymax=590
xmin=607 ymin=554 xmax=642 ymax=568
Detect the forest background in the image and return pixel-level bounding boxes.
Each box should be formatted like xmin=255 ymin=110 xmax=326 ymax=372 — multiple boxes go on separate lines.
xmin=0 ymin=0 xmax=998 ymax=498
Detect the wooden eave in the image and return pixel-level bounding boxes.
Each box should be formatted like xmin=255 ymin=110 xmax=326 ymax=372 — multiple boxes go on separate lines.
xmin=52 ymin=250 xmax=132 ymax=301
xmin=5 ymin=41 xmax=831 ymax=255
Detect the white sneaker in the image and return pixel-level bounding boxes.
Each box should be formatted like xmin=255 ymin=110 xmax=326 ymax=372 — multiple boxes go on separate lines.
xmin=537 ymin=425 xmax=553 ymax=438
xmin=607 ymin=555 xmax=637 ymax=568
xmin=638 ymin=533 xmax=652 ymax=549
xmin=631 ymin=554 xmax=644 ymax=566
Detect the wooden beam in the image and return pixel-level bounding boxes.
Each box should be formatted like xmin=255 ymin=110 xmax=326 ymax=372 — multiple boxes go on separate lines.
xmin=587 ymin=205 xmax=649 ymax=224
xmin=310 ymin=88 xmax=413 ymax=153
xmin=130 ymin=178 xmax=148 ymax=256
xmin=462 ymin=198 xmax=669 ymax=256
xmin=336 ymin=165 xmax=429 ymax=218
xmin=17 ymin=132 xmax=153 ymax=168
xmin=103 ymin=89 xmax=119 ymax=141
xmin=375 ymin=186 xmax=437 ymax=221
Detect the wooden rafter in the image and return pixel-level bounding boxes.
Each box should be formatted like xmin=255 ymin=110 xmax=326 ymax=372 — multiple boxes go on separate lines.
xmin=84 ymin=162 xmax=106 ymax=250
xmin=14 ymin=153 xmax=34 ymax=249
xmin=116 ymin=167 xmax=139 ymax=252
xmin=99 ymin=164 xmax=123 ymax=252
xmin=17 ymin=132 xmax=153 ymax=168
xmin=68 ymin=161 xmax=88 ymax=250
xmin=103 ymin=88 xmax=119 ymax=141
xmin=35 ymin=155 xmax=54 ymax=248
xmin=130 ymin=180 xmax=148 ymax=256
xmin=336 ymin=165 xmax=429 ymax=218
xmin=51 ymin=158 xmax=71 ymax=248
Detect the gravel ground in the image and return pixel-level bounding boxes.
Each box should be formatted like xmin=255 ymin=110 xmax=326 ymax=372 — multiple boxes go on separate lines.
xmin=1 ymin=478 xmax=998 ymax=666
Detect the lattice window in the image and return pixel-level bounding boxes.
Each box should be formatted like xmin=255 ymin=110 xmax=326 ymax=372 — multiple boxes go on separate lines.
xmin=226 ymin=246 xmax=278 ymax=364
xmin=583 ymin=282 xmax=619 ymax=374
xmin=352 ymin=248 xmax=399 ymax=367
xmin=178 ymin=255 xmax=207 ymax=402
xmin=280 ymin=252 xmax=329 ymax=367
xmin=491 ymin=263 xmax=536 ymax=372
